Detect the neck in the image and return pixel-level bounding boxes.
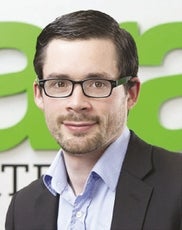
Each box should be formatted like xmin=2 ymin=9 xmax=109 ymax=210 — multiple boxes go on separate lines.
xmin=63 ymin=151 xmax=102 ymax=195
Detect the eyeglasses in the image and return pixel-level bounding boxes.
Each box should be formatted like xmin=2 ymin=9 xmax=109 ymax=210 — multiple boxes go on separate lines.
xmin=37 ymin=76 xmax=132 ymax=98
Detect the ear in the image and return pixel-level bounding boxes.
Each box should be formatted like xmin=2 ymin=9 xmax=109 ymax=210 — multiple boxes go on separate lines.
xmin=127 ymin=77 xmax=140 ymax=110
xmin=33 ymin=81 xmax=44 ymax=110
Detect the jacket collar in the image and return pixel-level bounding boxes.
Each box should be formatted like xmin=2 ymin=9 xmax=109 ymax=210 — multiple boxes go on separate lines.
xmin=33 ymin=179 xmax=59 ymax=230
xmin=111 ymin=131 xmax=153 ymax=230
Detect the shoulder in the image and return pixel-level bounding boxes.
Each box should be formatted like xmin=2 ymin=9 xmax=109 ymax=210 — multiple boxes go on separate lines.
xmin=127 ymin=130 xmax=182 ymax=176
xmin=16 ymin=177 xmax=45 ymax=196
xmin=7 ymin=177 xmax=58 ymax=216
xmin=150 ymin=144 xmax=182 ymax=178
xmin=129 ymin=130 xmax=182 ymax=161
xmin=11 ymin=177 xmax=53 ymax=205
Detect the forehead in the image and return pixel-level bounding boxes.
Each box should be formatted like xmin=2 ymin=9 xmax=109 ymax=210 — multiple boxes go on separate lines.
xmin=43 ymin=38 xmax=119 ymax=79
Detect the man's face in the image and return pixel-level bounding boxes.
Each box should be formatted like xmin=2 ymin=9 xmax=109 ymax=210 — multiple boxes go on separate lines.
xmin=34 ymin=38 xmax=139 ymax=156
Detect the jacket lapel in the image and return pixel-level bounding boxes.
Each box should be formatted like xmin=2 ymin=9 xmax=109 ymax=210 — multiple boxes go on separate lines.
xmin=111 ymin=132 xmax=153 ymax=230
xmin=33 ymin=180 xmax=59 ymax=230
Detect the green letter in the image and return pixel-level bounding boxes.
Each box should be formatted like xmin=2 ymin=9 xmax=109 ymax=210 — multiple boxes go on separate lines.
xmin=0 ymin=22 xmax=58 ymax=151
xmin=122 ymin=22 xmax=182 ymax=151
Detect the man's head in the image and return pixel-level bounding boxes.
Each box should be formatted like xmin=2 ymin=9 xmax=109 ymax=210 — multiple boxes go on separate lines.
xmin=33 ymin=10 xmax=138 ymax=80
xmin=33 ymin=10 xmax=140 ymax=157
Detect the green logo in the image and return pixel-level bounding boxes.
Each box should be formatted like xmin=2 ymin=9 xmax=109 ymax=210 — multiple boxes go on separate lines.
xmin=0 ymin=22 xmax=58 ymax=151
xmin=123 ymin=22 xmax=182 ymax=151
xmin=0 ymin=22 xmax=181 ymax=152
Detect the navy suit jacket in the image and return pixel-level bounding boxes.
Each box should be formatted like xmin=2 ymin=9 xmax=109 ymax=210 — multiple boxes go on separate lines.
xmin=5 ymin=132 xmax=182 ymax=230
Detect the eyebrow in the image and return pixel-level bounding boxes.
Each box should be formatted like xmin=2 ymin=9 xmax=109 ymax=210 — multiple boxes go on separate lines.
xmin=45 ymin=72 xmax=113 ymax=80
xmin=45 ymin=74 xmax=70 ymax=80
xmin=85 ymin=73 xmax=112 ymax=80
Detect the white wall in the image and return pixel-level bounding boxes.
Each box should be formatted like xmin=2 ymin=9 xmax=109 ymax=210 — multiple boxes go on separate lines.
xmin=0 ymin=0 xmax=182 ymax=228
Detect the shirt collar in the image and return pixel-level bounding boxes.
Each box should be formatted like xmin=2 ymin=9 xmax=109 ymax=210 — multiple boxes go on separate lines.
xmin=92 ymin=127 xmax=130 ymax=191
xmin=43 ymin=127 xmax=130 ymax=195
xmin=43 ymin=151 xmax=67 ymax=195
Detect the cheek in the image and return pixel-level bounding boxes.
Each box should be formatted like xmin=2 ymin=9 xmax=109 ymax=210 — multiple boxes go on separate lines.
xmin=107 ymin=96 xmax=128 ymax=123
xmin=42 ymin=100 xmax=60 ymax=123
xmin=43 ymin=98 xmax=63 ymax=113
xmin=105 ymin=92 xmax=128 ymax=113
xmin=98 ymin=98 xmax=125 ymax=123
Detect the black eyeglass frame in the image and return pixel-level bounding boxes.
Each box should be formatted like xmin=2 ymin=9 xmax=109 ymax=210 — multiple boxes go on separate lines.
xmin=37 ymin=76 xmax=132 ymax=98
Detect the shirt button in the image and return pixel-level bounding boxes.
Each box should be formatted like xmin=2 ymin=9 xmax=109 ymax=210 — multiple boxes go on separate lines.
xmin=76 ymin=211 xmax=83 ymax=218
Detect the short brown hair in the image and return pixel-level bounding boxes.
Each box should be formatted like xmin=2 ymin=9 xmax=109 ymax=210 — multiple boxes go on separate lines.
xmin=33 ymin=10 xmax=138 ymax=80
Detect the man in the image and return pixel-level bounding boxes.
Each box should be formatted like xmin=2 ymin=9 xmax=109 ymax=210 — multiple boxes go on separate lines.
xmin=6 ymin=10 xmax=182 ymax=230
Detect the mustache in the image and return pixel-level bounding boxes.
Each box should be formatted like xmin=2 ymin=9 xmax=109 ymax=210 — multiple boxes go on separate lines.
xmin=57 ymin=114 xmax=100 ymax=123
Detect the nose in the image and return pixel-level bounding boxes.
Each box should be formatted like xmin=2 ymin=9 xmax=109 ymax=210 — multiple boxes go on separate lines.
xmin=66 ymin=84 xmax=92 ymax=112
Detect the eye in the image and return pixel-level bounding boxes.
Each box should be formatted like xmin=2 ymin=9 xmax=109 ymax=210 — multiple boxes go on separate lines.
xmin=92 ymin=80 xmax=109 ymax=89
xmin=56 ymin=80 xmax=67 ymax=87
xmin=94 ymin=81 xmax=104 ymax=88
xmin=49 ymin=79 xmax=69 ymax=88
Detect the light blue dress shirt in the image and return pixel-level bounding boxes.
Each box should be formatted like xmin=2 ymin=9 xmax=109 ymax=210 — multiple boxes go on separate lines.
xmin=43 ymin=127 xmax=130 ymax=230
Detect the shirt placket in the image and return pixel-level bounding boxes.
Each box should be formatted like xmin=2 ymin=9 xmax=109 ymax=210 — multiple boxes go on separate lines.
xmin=69 ymin=172 xmax=99 ymax=230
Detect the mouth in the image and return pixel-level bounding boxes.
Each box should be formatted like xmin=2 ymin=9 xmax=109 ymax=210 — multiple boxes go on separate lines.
xmin=62 ymin=121 xmax=97 ymax=132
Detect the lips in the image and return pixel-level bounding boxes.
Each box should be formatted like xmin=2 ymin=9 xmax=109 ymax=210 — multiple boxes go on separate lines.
xmin=63 ymin=121 xmax=96 ymax=132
